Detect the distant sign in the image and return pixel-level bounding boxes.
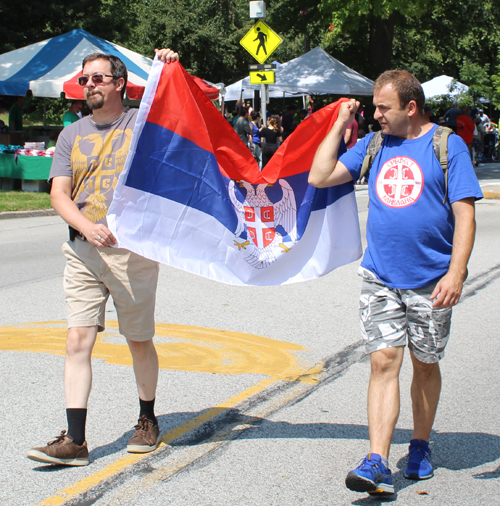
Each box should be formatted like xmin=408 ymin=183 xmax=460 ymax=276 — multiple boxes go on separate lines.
xmin=240 ymin=20 xmax=283 ymax=64
xmin=249 ymin=70 xmax=275 ymax=85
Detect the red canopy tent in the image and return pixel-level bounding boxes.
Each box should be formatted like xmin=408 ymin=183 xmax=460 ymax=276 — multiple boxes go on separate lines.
xmin=64 ymin=71 xmax=219 ymax=101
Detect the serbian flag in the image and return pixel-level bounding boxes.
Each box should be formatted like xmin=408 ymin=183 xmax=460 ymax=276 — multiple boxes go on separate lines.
xmin=107 ymin=59 xmax=362 ymax=286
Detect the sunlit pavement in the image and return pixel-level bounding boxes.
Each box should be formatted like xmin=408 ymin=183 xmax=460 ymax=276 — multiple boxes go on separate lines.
xmin=1 ymin=178 xmax=499 ymax=505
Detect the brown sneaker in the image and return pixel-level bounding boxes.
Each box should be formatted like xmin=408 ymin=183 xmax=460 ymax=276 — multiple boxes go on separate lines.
xmin=27 ymin=431 xmax=89 ymax=466
xmin=127 ymin=415 xmax=161 ymax=453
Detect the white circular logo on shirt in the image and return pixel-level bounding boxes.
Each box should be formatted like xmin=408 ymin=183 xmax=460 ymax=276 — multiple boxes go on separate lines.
xmin=375 ymin=156 xmax=424 ymax=208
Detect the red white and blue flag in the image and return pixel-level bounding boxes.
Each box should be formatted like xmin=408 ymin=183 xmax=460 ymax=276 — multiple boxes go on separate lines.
xmin=107 ymin=60 xmax=361 ymax=286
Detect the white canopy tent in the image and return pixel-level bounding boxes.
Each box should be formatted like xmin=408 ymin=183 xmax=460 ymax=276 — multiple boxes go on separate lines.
xmin=421 ymin=75 xmax=468 ymax=100
xmin=224 ymin=78 xmax=307 ymax=101
xmin=224 ymin=62 xmax=304 ymax=102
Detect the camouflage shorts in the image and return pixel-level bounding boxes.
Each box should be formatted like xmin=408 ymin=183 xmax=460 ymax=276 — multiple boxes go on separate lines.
xmin=358 ymin=267 xmax=452 ymax=363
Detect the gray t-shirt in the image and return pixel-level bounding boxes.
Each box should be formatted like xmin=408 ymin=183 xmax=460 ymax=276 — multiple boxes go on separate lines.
xmin=50 ymin=108 xmax=137 ymax=225
xmin=234 ymin=116 xmax=252 ymax=146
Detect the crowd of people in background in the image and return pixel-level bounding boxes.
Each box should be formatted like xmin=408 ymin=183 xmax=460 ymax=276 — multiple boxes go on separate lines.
xmin=228 ymin=97 xmax=372 ymax=170
xmin=228 ymin=96 xmax=499 ymax=170
xmin=419 ymin=101 xmax=497 ymax=165
xmin=438 ymin=101 xmax=498 ymax=165
xmin=2 ymin=91 xmax=498 ymax=169
xmin=228 ymin=97 xmax=318 ymax=169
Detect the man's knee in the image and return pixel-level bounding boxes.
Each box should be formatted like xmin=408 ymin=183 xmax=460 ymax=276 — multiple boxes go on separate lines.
xmin=127 ymin=338 xmax=156 ymax=358
xmin=370 ymin=347 xmax=404 ymax=376
xmin=66 ymin=326 xmax=97 ymax=357
xmin=411 ymin=352 xmax=441 ymax=380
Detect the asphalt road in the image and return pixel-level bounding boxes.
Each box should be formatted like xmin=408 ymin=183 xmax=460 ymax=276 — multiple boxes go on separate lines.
xmin=0 ymin=178 xmax=499 ymax=506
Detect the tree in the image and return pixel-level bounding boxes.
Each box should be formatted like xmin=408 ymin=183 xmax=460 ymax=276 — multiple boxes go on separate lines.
xmin=319 ymin=0 xmax=429 ymax=76
xmin=1 ymin=0 xmax=499 ymax=118
xmin=129 ymin=0 xmax=250 ymax=83
xmin=264 ymin=0 xmax=325 ymax=62
xmin=492 ymin=50 xmax=500 ymax=109
xmin=0 ymin=0 xmax=135 ymax=55
xmin=392 ymin=0 xmax=500 ymax=79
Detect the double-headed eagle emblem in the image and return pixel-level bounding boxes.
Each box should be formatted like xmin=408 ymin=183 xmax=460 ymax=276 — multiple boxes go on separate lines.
xmin=228 ymin=179 xmax=298 ymax=268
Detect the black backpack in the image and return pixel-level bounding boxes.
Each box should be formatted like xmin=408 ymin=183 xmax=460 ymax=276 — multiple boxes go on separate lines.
xmin=359 ymin=126 xmax=454 ymax=204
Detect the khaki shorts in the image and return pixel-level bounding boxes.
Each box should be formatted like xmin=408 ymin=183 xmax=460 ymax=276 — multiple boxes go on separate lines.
xmin=358 ymin=266 xmax=452 ymax=363
xmin=62 ymin=238 xmax=159 ymax=341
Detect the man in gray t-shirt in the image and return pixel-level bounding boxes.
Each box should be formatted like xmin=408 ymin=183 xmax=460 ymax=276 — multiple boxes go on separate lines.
xmin=234 ymin=106 xmax=253 ymax=148
xmin=27 ymin=49 xmax=179 ymax=468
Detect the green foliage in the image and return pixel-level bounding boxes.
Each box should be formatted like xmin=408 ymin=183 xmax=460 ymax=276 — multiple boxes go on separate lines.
xmin=128 ymin=0 xmax=250 ymax=83
xmin=460 ymin=60 xmax=492 ymax=104
xmin=264 ymin=1 xmax=325 ymax=62
xmin=23 ymin=97 xmax=69 ymax=126
xmin=392 ymin=0 xmax=500 ymax=80
xmin=489 ymin=51 xmax=500 ymax=109
xmin=492 ymin=75 xmax=500 ymax=109
xmin=0 ymin=0 xmax=133 ymax=54
xmin=425 ymin=95 xmax=463 ymax=117
xmin=321 ymin=0 xmax=428 ymax=40
xmin=1 ymin=0 xmax=500 ymax=119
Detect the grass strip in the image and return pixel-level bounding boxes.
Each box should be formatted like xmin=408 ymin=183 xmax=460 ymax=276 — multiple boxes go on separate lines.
xmin=0 ymin=190 xmax=51 ymax=212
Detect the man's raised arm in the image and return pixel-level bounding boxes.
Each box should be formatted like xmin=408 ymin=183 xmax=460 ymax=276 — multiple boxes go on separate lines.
xmin=309 ymin=99 xmax=359 ymax=188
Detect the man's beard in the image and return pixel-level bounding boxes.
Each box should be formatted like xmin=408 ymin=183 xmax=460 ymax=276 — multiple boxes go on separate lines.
xmin=86 ymin=91 xmax=104 ymax=111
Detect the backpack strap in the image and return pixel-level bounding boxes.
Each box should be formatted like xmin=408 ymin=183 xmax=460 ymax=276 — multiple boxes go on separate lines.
xmin=432 ymin=126 xmax=454 ymax=204
xmin=360 ymin=131 xmax=384 ymax=181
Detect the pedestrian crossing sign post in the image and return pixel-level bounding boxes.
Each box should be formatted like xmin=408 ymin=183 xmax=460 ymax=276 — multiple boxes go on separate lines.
xmin=240 ymin=20 xmax=283 ymax=64
xmin=249 ymin=70 xmax=275 ymax=85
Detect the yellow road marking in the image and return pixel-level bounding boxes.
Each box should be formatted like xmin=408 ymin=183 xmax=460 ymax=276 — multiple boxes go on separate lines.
xmin=0 ymin=321 xmax=318 ymax=381
xmin=37 ymin=377 xmax=277 ymax=506
xmin=0 ymin=321 xmax=323 ymax=504
xmin=44 ymin=361 xmax=328 ymax=506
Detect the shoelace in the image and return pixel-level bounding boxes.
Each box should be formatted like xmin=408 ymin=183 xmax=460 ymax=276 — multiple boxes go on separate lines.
xmin=358 ymin=455 xmax=392 ymax=478
xmin=133 ymin=415 xmax=153 ymax=434
xmin=47 ymin=430 xmax=67 ymax=446
xmin=409 ymin=445 xmax=430 ymax=462
xmin=356 ymin=456 xmax=381 ymax=472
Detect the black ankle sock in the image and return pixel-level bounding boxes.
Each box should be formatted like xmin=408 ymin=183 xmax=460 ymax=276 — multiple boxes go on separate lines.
xmin=139 ymin=398 xmax=157 ymax=425
xmin=66 ymin=408 xmax=87 ymax=446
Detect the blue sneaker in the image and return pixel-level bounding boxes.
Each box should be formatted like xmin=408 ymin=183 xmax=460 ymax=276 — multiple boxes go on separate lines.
xmin=345 ymin=453 xmax=394 ymax=494
xmin=404 ymin=439 xmax=434 ymax=480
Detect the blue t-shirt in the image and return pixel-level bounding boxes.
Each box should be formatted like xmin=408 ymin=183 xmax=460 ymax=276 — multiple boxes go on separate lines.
xmin=339 ymin=125 xmax=483 ymax=289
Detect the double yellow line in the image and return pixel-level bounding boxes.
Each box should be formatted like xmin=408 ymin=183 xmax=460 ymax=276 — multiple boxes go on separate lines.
xmin=38 ymin=370 xmax=320 ymax=505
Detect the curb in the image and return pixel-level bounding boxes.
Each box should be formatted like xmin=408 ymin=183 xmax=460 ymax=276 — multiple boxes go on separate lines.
xmin=1 ymin=183 xmax=499 ymax=220
xmin=0 ymin=208 xmax=57 ymax=220
xmin=480 ymin=184 xmax=500 ymax=200
xmin=483 ymin=191 xmax=500 ymax=199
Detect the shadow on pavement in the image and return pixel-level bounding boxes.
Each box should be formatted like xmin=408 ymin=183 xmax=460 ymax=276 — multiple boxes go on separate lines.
xmin=475 ymin=163 xmax=500 ymax=180
xmin=30 ymin=411 xmax=194 ymax=472
xmin=30 ymin=409 xmax=500 ymax=492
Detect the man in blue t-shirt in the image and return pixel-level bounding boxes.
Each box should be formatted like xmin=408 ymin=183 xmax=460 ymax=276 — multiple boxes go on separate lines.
xmin=310 ymin=70 xmax=482 ymax=496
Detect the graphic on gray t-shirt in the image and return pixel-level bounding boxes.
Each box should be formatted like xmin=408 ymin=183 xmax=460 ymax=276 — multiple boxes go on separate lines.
xmin=50 ymin=108 xmax=138 ymax=225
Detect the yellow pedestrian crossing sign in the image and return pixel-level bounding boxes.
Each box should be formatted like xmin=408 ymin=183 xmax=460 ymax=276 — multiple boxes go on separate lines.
xmin=240 ymin=20 xmax=283 ymax=64
xmin=249 ymin=70 xmax=275 ymax=85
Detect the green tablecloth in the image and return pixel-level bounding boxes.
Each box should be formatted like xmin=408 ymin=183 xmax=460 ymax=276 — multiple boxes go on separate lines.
xmin=0 ymin=153 xmax=52 ymax=180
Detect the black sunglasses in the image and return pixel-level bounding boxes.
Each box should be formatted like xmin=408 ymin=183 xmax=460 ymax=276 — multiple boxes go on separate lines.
xmin=78 ymin=74 xmax=114 ymax=86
